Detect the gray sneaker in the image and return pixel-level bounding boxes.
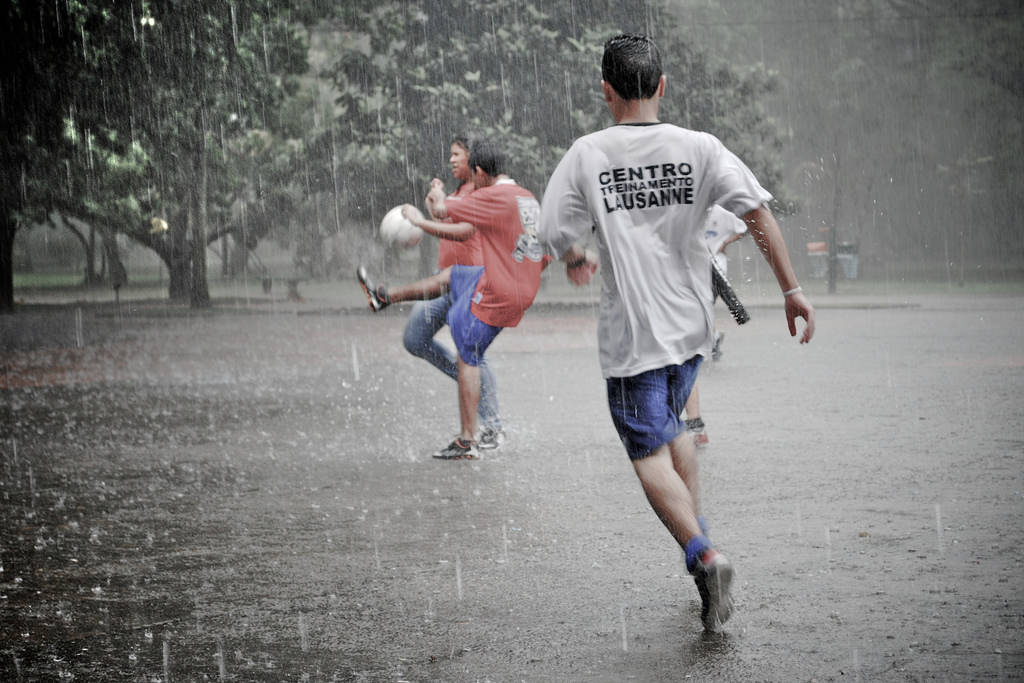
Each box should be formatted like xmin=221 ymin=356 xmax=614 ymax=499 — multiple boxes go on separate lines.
xmin=478 ymin=427 xmax=506 ymax=451
xmin=432 ymin=438 xmax=479 ymax=460
xmin=692 ymin=549 xmax=735 ymax=631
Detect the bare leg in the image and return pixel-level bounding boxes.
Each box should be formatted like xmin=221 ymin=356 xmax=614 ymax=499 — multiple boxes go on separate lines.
xmin=667 ymin=431 xmax=699 ymax=512
xmin=456 ymin=356 xmax=481 ymax=442
xmin=635 ymin=432 xmax=732 ymax=631
xmin=683 ymin=383 xmax=700 ymax=421
xmin=631 ymin=442 xmax=703 ymax=549
xmin=387 ymin=268 xmax=451 ymax=304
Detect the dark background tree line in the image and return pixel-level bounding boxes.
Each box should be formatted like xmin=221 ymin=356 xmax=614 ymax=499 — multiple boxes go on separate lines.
xmin=681 ymin=0 xmax=1023 ymax=284
xmin=2 ymin=0 xmax=1020 ymax=313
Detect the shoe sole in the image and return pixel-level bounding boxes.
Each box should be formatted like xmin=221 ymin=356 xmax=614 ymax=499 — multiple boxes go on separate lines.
xmin=477 ymin=434 xmax=505 ymax=451
xmin=356 ymin=267 xmax=383 ymax=312
xmin=359 ymin=283 xmax=382 ymax=312
xmin=432 ymin=452 xmax=479 ymax=460
xmin=432 ymin=440 xmax=480 ymax=460
xmin=696 ymin=557 xmax=735 ymax=631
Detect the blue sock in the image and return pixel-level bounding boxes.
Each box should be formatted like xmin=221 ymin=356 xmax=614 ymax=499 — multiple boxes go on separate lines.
xmin=697 ymin=515 xmax=709 ymax=537
xmin=684 ymin=534 xmax=713 ymax=574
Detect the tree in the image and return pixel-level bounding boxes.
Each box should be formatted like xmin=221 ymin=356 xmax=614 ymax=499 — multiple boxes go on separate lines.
xmin=1 ymin=0 xmax=317 ymax=312
xmin=317 ymin=0 xmax=787 ymax=276
xmin=682 ymin=0 xmax=1024 ymax=281
xmin=0 ymin=0 xmax=85 ymax=313
xmin=2 ymin=1 xmax=792 ymax=313
xmin=104 ymin=1 xmax=313 ymax=306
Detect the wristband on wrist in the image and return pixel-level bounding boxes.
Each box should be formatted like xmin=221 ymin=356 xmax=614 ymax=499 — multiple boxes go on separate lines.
xmin=783 ymin=286 xmax=803 ymax=297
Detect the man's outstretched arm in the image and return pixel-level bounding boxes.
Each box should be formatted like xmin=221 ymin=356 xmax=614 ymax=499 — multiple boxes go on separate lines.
xmin=742 ymin=205 xmax=816 ymax=344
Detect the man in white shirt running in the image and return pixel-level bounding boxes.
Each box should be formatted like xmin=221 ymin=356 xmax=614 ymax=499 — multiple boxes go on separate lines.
xmin=538 ymin=34 xmax=815 ymax=631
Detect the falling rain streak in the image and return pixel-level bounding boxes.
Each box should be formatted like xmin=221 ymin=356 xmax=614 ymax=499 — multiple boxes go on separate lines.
xmin=455 ymin=555 xmax=463 ymax=602
xmin=620 ymin=605 xmax=628 ymax=653
xmin=298 ymin=613 xmax=310 ymax=653
xmin=216 ymin=640 xmax=227 ymax=680
xmin=2 ymin=2 xmax=1022 ymax=681
xmin=74 ymin=307 xmax=83 ymax=348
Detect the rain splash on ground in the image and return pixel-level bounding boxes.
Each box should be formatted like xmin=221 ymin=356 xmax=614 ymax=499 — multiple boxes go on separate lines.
xmin=1 ymin=292 xmax=1022 ymax=681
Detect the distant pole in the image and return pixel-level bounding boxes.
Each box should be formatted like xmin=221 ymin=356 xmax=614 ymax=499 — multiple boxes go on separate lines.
xmin=829 ymin=150 xmax=841 ymax=294
xmin=828 ymin=222 xmax=837 ymax=294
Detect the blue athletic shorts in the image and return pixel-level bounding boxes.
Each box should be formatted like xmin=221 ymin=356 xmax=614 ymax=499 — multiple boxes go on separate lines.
xmin=447 ymin=265 xmax=502 ymax=367
xmin=606 ymin=357 xmax=703 ymax=460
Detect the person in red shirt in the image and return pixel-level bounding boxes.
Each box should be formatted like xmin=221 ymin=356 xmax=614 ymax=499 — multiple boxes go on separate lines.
xmin=400 ymin=131 xmax=505 ymax=451
xmin=357 ymin=142 xmax=550 ymax=460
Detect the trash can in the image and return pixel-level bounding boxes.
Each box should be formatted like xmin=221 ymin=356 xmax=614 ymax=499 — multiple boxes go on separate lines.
xmin=836 ymin=243 xmax=859 ymax=280
xmin=806 ymin=241 xmax=828 ymax=278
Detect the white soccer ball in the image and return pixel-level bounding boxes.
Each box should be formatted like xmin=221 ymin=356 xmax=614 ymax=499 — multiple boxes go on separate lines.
xmin=379 ymin=205 xmax=423 ymax=248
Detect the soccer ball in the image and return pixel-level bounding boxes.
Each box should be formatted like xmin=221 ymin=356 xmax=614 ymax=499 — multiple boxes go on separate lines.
xmin=379 ymin=205 xmax=423 ymax=248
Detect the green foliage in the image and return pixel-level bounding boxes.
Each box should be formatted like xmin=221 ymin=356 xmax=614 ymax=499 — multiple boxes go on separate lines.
xmin=317 ymin=0 xmax=788 ymax=226
xmin=687 ymin=0 xmax=1024 ymax=268
xmin=1 ymin=0 xmax=328 ymax=307
xmin=2 ymin=0 xmax=793 ymax=309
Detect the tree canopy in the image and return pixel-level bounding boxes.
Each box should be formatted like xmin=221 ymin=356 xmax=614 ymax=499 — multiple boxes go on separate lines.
xmin=1 ymin=0 xmax=316 ymax=311
xmin=317 ymin=0 xmax=787 ymax=227
xmin=9 ymin=0 xmax=1013 ymax=312
xmin=3 ymin=0 xmax=789 ymax=313
xmin=681 ymin=0 xmax=1024 ymax=279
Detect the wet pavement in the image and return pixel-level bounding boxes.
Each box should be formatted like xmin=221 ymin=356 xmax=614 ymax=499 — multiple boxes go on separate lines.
xmin=1 ymin=291 xmax=1022 ymax=681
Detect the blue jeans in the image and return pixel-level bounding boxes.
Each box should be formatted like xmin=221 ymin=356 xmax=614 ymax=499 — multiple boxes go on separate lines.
xmin=403 ymin=293 xmax=502 ymax=431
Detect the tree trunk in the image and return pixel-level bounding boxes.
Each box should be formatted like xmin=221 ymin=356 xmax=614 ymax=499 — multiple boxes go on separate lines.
xmin=162 ymin=208 xmax=189 ymax=301
xmin=85 ymin=224 xmax=100 ymax=285
xmin=189 ymin=127 xmax=211 ymax=309
xmin=53 ymin=215 xmax=102 ymax=286
xmin=220 ymin=232 xmax=229 ymax=279
xmin=829 ymin=147 xmax=841 ymax=294
xmin=168 ymin=254 xmax=191 ymax=301
xmin=0 ymin=210 xmax=15 ymax=314
xmin=229 ymin=233 xmax=248 ymax=278
xmin=102 ymin=232 xmax=128 ymax=296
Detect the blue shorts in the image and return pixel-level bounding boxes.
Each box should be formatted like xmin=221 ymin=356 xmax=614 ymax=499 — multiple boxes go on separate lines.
xmin=606 ymin=357 xmax=703 ymax=460
xmin=447 ymin=265 xmax=502 ymax=367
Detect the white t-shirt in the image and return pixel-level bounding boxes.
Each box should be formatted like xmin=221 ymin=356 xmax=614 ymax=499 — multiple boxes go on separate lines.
xmin=704 ymin=204 xmax=748 ymax=277
xmin=539 ymin=122 xmax=771 ymax=378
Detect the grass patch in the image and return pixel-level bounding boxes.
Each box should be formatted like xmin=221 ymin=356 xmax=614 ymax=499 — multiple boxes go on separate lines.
xmin=13 ymin=267 xmax=1024 ymax=312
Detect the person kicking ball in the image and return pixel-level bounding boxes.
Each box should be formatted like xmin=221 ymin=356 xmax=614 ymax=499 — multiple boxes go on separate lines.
xmin=358 ymin=141 xmax=550 ymax=460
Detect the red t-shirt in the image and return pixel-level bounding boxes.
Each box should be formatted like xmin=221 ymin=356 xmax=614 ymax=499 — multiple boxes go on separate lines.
xmin=446 ymin=179 xmax=549 ymax=328
xmin=436 ymin=182 xmax=483 ymax=269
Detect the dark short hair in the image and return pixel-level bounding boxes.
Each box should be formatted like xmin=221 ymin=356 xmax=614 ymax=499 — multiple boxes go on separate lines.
xmin=468 ymin=141 xmax=505 ymax=177
xmin=602 ymin=34 xmax=663 ymax=100
xmin=452 ymin=129 xmax=485 ymax=154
